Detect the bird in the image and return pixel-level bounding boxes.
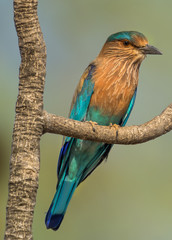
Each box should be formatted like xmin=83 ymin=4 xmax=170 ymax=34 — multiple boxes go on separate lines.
xmin=45 ymin=31 xmax=162 ymax=230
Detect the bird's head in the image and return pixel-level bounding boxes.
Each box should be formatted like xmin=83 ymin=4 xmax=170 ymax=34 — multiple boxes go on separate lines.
xmin=99 ymin=31 xmax=162 ymax=63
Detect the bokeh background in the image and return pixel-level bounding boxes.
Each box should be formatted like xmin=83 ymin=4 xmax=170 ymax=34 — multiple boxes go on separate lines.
xmin=1 ymin=0 xmax=172 ymax=239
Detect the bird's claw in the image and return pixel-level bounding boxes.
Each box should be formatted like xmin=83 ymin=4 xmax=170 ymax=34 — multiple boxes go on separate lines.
xmin=86 ymin=121 xmax=98 ymax=132
xmin=109 ymin=123 xmax=120 ymax=137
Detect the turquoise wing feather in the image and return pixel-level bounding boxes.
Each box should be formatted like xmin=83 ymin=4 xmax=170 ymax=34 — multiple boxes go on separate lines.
xmin=69 ymin=64 xmax=95 ymax=121
xmin=57 ymin=64 xmax=95 ymax=177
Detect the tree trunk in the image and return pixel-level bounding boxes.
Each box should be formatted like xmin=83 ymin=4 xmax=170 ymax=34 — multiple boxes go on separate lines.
xmin=4 ymin=0 xmax=46 ymax=239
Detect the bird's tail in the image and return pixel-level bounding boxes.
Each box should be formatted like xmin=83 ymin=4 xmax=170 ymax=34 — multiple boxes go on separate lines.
xmin=45 ymin=175 xmax=78 ymax=230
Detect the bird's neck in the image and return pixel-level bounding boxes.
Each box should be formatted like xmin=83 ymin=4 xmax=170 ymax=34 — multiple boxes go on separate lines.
xmin=94 ymin=55 xmax=141 ymax=87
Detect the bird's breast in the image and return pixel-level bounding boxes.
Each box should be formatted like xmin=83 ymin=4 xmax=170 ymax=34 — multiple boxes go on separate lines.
xmin=90 ymin=62 xmax=139 ymax=118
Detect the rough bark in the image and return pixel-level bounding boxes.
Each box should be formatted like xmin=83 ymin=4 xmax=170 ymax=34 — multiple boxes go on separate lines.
xmin=43 ymin=104 xmax=172 ymax=144
xmin=4 ymin=0 xmax=46 ymax=239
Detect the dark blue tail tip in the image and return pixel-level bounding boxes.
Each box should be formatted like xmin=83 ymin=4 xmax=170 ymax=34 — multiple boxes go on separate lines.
xmin=45 ymin=213 xmax=64 ymax=231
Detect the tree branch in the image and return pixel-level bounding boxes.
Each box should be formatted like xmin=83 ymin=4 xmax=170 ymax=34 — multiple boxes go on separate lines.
xmin=43 ymin=103 xmax=172 ymax=144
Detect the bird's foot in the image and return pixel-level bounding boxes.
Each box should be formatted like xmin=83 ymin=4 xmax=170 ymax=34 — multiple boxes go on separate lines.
xmin=109 ymin=123 xmax=120 ymax=137
xmin=86 ymin=121 xmax=98 ymax=132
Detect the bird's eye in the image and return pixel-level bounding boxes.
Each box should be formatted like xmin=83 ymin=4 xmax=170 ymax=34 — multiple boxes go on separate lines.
xmin=123 ymin=40 xmax=130 ymax=46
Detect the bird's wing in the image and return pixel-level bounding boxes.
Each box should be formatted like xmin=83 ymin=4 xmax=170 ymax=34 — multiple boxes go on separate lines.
xmin=57 ymin=63 xmax=96 ymax=177
xmin=69 ymin=63 xmax=95 ymax=121
xmin=120 ymin=88 xmax=137 ymax=126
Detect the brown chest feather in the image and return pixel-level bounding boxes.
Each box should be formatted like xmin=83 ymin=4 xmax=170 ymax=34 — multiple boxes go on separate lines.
xmin=90 ymin=60 xmax=139 ymax=117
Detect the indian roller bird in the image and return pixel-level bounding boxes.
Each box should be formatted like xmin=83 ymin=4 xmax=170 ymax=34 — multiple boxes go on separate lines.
xmin=45 ymin=31 xmax=162 ymax=230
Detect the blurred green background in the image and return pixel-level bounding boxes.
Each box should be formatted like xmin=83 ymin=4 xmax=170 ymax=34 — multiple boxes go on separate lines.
xmin=0 ymin=0 xmax=172 ymax=239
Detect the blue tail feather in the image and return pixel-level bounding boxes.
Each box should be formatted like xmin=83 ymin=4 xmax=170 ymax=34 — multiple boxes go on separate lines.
xmin=45 ymin=176 xmax=78 ymax=230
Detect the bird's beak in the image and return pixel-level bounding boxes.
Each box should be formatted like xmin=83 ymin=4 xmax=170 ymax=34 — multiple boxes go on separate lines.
xmin=140 ymin=44 xmax=162 ymax=55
